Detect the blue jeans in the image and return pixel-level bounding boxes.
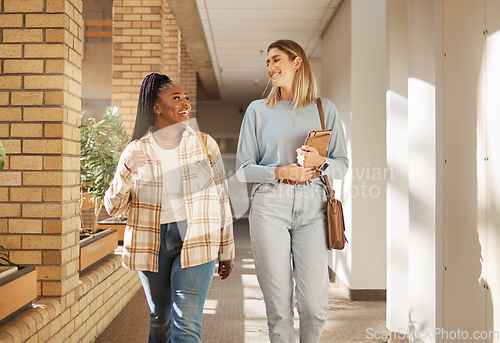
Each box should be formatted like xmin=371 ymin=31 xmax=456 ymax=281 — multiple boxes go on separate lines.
xmin=249 ymin=182 xmax=330 ymax=343
xmin=138 ymin=222 xmax=216 ymax=343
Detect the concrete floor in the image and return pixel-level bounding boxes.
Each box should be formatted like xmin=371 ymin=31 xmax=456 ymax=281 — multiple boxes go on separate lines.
xmin=95 ymin=219 xmax=389 ymax=343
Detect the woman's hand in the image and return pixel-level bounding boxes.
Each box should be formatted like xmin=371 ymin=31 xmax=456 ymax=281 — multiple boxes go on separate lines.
xmin=296 ymin=146 xmax=326 ymax=168
xmin=274 ymin=164 xmax=316 ymax=182
xmin=125 ymin=150 xmax=146 ymax=174
xmin=218 ymin=259 xmax=233 ymax=280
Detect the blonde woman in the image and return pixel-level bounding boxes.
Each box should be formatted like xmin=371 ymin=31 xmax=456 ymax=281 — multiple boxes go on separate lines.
xmin=236 ymin=40 xmax=348 ymax=342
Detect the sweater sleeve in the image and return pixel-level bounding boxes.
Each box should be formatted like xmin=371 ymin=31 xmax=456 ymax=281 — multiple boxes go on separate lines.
xmin=322 ymin=99 xmax=349 ymax=180
xmin=235 ymin=101 xmax=277 ymax=183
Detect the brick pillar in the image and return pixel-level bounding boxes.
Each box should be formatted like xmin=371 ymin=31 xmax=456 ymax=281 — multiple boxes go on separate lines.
xmin=160 ymin=0 xmax=180 ymax=81
xmin=181 ymin=41 xmax=197 ymax=117
xmin=112 ymin=0 xmax=181 ymax=134
xmin=0 ymin=0 xmax=82 ymax=309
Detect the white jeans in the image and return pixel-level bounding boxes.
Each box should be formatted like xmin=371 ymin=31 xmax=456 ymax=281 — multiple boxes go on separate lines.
xmin=249 ymin=182 xmax=330 ymax=343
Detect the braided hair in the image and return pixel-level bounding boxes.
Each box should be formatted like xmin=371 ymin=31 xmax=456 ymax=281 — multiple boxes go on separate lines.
xmin=130 ymin=73 xmax=172 ymax=141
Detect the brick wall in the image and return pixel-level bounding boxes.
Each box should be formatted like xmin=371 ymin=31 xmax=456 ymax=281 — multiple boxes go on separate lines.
xmin=0 ymin=0 xmax=198 ymax=341
xmin=0 ymin=0 xmax=83 ymax=308
xmin=0 ymin=255 xmax=142 ymax=343
xmin=80 ymin=208 xmax=110 ymax=230
xmin=112 ymin=0 xmax=181 ymax=134
xmin=181 ymin=42 xmax=197 ymax=117
xmin=160 ymin=0 xmax=180 ymax=81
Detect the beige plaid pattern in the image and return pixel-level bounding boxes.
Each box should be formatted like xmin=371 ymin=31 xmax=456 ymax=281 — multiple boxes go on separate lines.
xmin=104 ymin=127 xmax=235 ymax=271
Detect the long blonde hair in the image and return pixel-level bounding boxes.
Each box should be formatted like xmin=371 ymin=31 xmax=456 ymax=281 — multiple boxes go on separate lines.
xmin=264 ymin=39 xmax=317 ymax=109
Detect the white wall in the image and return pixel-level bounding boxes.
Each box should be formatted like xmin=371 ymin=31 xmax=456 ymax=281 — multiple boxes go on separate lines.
xmin=321 ymin=0 xmax=500 ymax=336
xmin=197 ymin=105 xmax=244 ymax=139
xmin=82 ymin=42 xmax=112 ymax=101
xmin=309 ymin=58 xmax=322 ymax=96
xmin=485 ymin=0 xmax=500 ymax=334
xmin=386 ymin=0 xmax=408 ymax=332
xmin=441 ymin=0 xmax=500 ymax=338
xmin=442 ymin=0 xmax=488 ymax=338
xmin=321 ymin=0 xmax=387 ymax=291
xmin=384 ymin=0 xmax=500 ymax=339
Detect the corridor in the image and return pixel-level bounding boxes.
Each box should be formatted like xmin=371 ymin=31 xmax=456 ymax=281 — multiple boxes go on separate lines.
xmin=94 ymin=219 xmax=388 ymax=343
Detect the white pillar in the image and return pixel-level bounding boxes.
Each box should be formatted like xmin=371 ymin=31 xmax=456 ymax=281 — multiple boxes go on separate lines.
xmin=407 ymin=0 xmax=444 ymax=340
xmin=321 ymin=0 xmax=387 ymax=295
xmin=386 ymin=0 xmax=408 ymax=332
xmin=349 ymin=0 xmax=387 ymax=291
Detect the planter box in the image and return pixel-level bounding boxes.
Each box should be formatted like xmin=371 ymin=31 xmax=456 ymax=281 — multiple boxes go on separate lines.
xmin=0 ymin=266 xmax=37 ymax=322
xmin=0 ymin=266 xmax=18 ymax=282
xmin=97 ymin=218 xmax=126 ymax=244
xmin=79 ymin=229 xmax=118 ymax=271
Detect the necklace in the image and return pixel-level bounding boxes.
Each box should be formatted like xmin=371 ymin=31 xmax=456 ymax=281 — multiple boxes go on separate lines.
xmin=280 ymin=101 xmax=301 ymax=126
xmin=153 ymin=130 xmax=183 ymax=149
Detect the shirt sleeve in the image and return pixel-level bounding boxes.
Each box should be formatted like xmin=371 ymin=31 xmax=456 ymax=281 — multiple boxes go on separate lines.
xmin=322 ymin=99 xmax=349 ymax=180
xmin=206 ymin=134 xmax=235 ymax=261
xmin=235 ymin=101 xmax=277 ymax=183
xmin=104 ymin=143 xmax=136 ymax=218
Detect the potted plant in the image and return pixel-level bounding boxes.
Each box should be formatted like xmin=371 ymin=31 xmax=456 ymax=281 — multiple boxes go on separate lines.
xmin=79 ymin=106 xmax=128 ymax=269
xmin=0 ymin=246 xmax=37 ymax=322
xmin=80 ymin=106 xmax=129 ymax=233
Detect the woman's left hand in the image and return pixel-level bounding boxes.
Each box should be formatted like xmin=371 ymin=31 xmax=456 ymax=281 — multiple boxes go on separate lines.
xmin=218 ymin=259 xmax=233 ymax=280
xmin=297 ymin=146 xmax=326 ymax=168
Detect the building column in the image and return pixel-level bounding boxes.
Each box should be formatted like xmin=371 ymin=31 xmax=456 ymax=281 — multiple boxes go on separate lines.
xmin=0 ymin=0 xmax=83 ymax=309
xmin=160 ymin=0 xmax=180 ymax=81
xmin=407 ymin=0 xmax=444 ymax=340
xmin=386 ymin=0 xmax=409 ymax=333
xmin=321 ymin=0 xmax=387 ymax=299
xmin=349 ymin=0 xmax=387 ymax=296
xmin=112 ymin=0 xmax=181 ymax=134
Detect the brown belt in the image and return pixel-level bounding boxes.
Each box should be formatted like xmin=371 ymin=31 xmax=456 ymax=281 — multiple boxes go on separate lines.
xmin=281 ymin=179 xmax=309 ymax=185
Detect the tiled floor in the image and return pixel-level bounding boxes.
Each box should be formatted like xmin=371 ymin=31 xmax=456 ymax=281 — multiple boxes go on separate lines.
xmin=95 ymin=219 xmax=389 ymax=343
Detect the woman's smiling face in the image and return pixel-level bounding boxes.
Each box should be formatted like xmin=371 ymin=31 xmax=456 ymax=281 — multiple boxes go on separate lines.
xmin=154 ymin=83 xmax=191 ymax=127
xmin=266 ymin=47 xmax=297 ymax=89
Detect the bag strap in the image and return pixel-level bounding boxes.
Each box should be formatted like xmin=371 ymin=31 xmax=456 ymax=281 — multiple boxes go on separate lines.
xmin=316 ymin=98 xmax=325 ymax=130
xmin=197 ymin=131 xmax=213 ymax=166
xmin=322 ymin=173 xmax=335 ymax=201
xmin=316 ymin=98 xmax=335 ymax=201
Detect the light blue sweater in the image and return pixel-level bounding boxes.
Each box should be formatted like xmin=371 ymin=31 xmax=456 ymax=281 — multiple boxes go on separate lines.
xmin=236 ymin=98 xmax=349 ymax=187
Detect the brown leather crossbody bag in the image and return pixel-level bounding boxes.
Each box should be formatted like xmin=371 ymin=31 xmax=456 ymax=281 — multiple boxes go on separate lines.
xmin=316 ymin=99 xmax=347 ymax=250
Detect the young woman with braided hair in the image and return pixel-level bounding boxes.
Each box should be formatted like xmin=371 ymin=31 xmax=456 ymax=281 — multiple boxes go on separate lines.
xmin=236 ymin=40 xmax=348 ymax=342
xmin=104 ymin=73 xmax=234 ymax=343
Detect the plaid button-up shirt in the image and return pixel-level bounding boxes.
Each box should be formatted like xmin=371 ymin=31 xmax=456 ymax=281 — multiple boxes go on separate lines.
xmin=104 ymin=127 xmax=235 ymax=271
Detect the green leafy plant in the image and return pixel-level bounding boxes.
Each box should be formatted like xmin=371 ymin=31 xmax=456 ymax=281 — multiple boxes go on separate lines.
xmin=0 ymin=245 xmax=18 ymax=267
xmin=80 ymin=106 xmax=129 ymax=231
xmin=0 ymin=141 xmax=5 ymax=170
